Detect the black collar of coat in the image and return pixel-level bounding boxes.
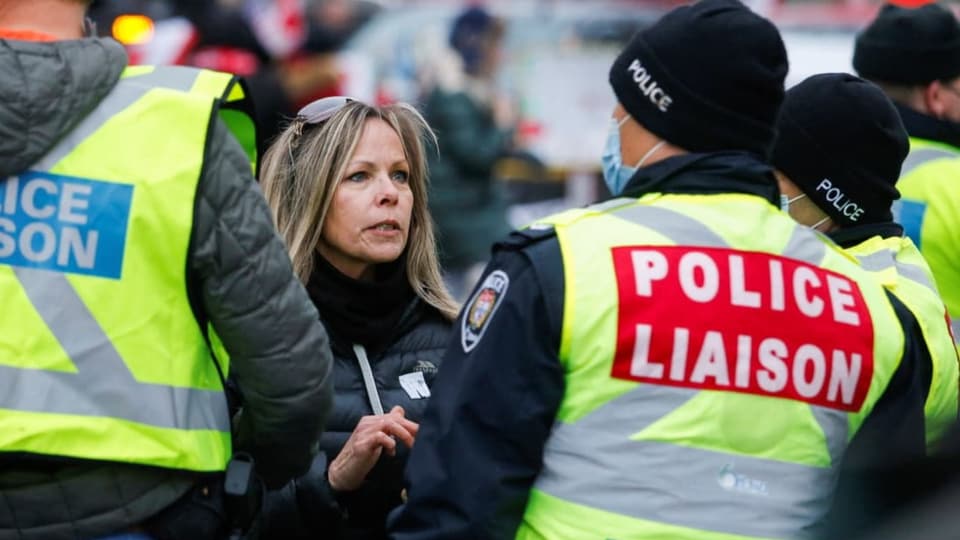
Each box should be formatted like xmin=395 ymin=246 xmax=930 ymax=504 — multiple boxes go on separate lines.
xmin=895 ymin=103 xmax=960 ymax=149
xmin=620 ymin=151 xmax=780 ymax=206
xmin=828 ymin=222 xmax=905 ymax=249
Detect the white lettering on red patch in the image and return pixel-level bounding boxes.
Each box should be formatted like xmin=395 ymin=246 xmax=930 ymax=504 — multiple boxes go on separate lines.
xmin=611 ymin=246 xmax=874 ymax=412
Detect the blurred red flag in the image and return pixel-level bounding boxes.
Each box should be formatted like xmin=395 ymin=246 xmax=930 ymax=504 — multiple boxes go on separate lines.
xmin=244 ymin=0 xmax=307 ymax=60
xmin=887 ymin=0 xmax=936 ymax=7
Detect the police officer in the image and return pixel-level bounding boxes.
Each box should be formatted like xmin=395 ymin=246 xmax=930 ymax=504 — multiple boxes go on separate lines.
xmin=853 ymin=3 xmax=960 ymax=342
xmin=772 ymin=72 xmax=957 ymax=449
xmin=390 ymin=1 xmax=930 ymax=538
xmin=0 ymin=1 xmax=334 ymax=539
xmin=770 ymin=73 xmax=958 ymax=538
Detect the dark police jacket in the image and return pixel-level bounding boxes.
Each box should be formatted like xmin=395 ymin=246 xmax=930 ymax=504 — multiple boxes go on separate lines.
xmin=388 ymin=152 xmax=933 ymax=540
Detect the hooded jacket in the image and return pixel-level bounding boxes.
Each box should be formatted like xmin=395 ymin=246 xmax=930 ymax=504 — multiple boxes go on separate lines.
xmin=0 ymin=37 xmax=334 ymax=540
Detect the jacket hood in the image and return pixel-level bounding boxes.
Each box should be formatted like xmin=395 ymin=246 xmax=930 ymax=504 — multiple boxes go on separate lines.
xmin=0 ymin=37 xmax=127 ymax=177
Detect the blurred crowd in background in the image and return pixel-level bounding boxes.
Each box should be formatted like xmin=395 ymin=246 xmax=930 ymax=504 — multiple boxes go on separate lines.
xmin=86 ymin=0 xmax=959 ymax=295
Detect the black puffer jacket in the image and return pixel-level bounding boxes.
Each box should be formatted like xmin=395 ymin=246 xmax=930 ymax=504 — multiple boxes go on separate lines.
xmin=262 ymin=297 xmax=451 ymax=540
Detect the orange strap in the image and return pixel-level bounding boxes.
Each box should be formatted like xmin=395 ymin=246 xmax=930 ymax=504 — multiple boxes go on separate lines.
xmin=0 ymin=28 xmax=59 ymax=42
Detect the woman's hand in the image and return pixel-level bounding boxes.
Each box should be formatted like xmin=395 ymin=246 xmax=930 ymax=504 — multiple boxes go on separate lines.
xmin=327 ymin=406 xmax=419 ymax=492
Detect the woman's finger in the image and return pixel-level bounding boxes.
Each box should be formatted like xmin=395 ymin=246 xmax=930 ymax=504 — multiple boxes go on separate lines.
xmin=396 ymin=416 xmax=419 ymax=435
xmin=375 ymin=431 xmax=397 ymax=456
xmin=382 ymin=419 xmax=417 ymax=448
xmin=355 ymin=414 xmax=382 ymax=429
xmin=384 ymin=408 xmax=419 ymax=435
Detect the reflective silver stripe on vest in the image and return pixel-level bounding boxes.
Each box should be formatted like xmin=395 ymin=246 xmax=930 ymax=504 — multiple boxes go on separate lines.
xmin=901 ymin=147 xmax=958 ymax=176
xmin=4 ymin=268 xmax=229 ymax=431
xmin=952 ymin=318 xmax=960 ymax=342
xmin=128 ymin=66 xmax=207 ymax=92
xmin=37 ymin=68 xmax=203 ymax=171
xmin=856 ymin=249 xmax=896 ymax=274
xmin=610 ymin=204 xmax=730 ymax=247
xmin=4 ymin=72 xmax=229 ymax=432
xmin=590 ymin=197 xmax=637 ymax=213
xmin=538 ymin=202 xmax=846 ymax=536
xmin=855 ymin=249 xmax=939 ymax=295
xmin=783 ymin=226 xmax=828 ymax=267
xmin=896 ymin=262 xmax=939 ymax=295
xmin=535 ymin=385 xmax=840 ymax=538
xmin=610 ymin=202 xmax=827 ymax=267
xmin=810 ymin=405 xmax=849 ymax=469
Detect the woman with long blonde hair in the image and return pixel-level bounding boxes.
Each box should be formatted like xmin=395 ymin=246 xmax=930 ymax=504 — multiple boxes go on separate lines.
xmin=258 ymin=97 xmax=458 ymax=540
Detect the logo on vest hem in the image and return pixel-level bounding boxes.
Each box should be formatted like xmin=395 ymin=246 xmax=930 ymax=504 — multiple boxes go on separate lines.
xmin=717 ymin=464 xmax=769 ymax=496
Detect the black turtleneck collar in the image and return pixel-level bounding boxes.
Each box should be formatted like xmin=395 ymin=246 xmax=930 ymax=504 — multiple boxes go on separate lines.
xmin=621 ymin=151 xmax=780 ymax=205
xmin=306 ymin=252 xmax=417 ymax=355
xmin=828 ymin=222 xmax=905 ymax=249
xmin=895 ymin=103 xmax=960 ymax=149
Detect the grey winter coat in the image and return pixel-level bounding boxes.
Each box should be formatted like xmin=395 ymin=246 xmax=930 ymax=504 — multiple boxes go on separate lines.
xmin=0 ymin=37 xmax=333 ymax=540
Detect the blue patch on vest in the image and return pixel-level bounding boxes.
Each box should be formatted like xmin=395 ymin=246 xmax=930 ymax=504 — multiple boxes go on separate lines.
xmin=892 ymin=199 xmax=927 ymax=249
xmin=0 ymin=172 xmax=133 ymax=279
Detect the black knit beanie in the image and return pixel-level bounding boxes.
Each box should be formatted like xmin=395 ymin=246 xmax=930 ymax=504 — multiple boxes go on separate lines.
xmin=854 ymin=3 xmax=960 ymax=85
xmin=771 ymin=73 xmax=908 ymax=227
xmin=608 ymin=0 xmax=788 ymax=156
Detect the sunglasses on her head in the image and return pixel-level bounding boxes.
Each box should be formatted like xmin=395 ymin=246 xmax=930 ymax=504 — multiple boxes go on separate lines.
xmin=296 ymin=96 xmax=356 ymax=125
xmin=288 ymin=96 xmax=357 ymax=172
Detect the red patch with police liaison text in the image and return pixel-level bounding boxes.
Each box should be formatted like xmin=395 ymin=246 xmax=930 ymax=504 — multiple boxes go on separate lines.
xmin=610 ymin=246 xmax=875 ymax=412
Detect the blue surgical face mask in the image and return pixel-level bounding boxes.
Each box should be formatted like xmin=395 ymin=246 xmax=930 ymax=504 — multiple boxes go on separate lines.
xmin=779 ymin=192 xmax=806 ymax=212
xmin=601 ymin=116 xmax=665 ymax=196
xmin=779 ymin=192 xmax=830 ymax=230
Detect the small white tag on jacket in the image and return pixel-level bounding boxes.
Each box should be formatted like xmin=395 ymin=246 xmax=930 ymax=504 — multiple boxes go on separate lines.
xmin=399 ymin=371 xmax=431 ymax=399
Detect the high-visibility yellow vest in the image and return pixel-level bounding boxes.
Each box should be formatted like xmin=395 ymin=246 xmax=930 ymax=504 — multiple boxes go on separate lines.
xmin=0 ymin=66 xmax=252 ymax=472
xmin=516 ymin=194 xmax=905 ymax=540
xmin=123 ymin=64 xmax=258 ymax=172
xmin=847 ymin=234 xmax=959 ymax=448
xmin=894 ymin=137 xmax=960 ymax=343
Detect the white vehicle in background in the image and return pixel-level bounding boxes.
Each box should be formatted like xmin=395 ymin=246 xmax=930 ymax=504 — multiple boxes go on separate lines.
xmin=337 ymin=2 xmax=661 ymax=184
xmin=766 ymin=1 xmax=870 ymax=87
xmin=338 ymin=0 xmax=873 ymax=223
xmin=780 ymin=25 xmax=857 ymax=87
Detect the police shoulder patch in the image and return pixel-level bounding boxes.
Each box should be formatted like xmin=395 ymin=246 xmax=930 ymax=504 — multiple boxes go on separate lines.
xmin=461 ymin=269 xmax=510 ymax=353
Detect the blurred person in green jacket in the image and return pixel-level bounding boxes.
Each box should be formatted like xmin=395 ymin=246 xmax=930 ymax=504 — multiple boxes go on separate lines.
xmin=422 ymin=5 xmax=515 ymax=300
